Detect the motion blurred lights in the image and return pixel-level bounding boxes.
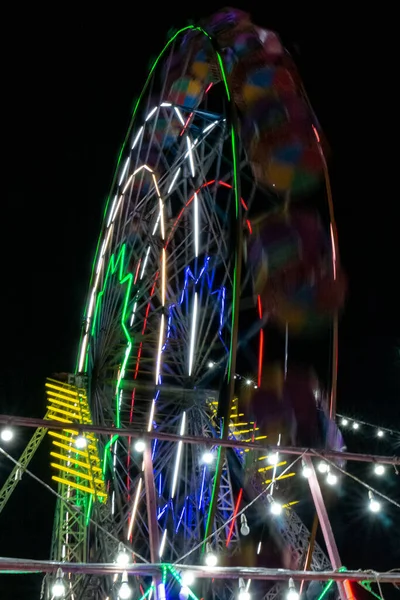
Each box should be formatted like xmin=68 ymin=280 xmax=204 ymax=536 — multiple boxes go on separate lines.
xmin=287 ymin=578 xmax=300 ymax=600
xmin=374 ymin=464 xmax=385 ymax=476
xmin=75 ymin=435 xmax=87 ymax=449
xmin=202 ymin=451 xmax=214 ymax=464
xmin=368 ymin=491 xmax=381 ymax=513
xmin=0 ymin=428 xmax=13 ymax=442
xmin=317 ymin=461 xmax=329 ymax=474
xmin=134 ymin=439 xmax=146 ymax=453
xmin=118 ymin=572 xmax=132 ymax=599
xmin=52 ymin=568 xmax=66 ymax=598
xmin=326 ymin=472 xmax=338 ymax=486
xmin=205 ymin=542 xmax=218 ymax=567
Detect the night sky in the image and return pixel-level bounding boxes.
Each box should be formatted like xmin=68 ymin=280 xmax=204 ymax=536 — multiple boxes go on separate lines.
xmin=1 ymin=4 xmax=399 ymax=599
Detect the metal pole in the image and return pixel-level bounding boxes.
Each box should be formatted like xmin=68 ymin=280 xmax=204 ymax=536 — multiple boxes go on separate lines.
xmin=0 ymin=558 xmax=399 ymax=583
xmin=304 ymin=457 xmax=349 ymax=600
xmin=1 ymin=415 xmax=399 ymax=466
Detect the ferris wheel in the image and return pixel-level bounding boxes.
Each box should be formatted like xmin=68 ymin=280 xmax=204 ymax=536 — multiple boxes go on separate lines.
xmin=0 ymin=10 xmax=344 ymax=600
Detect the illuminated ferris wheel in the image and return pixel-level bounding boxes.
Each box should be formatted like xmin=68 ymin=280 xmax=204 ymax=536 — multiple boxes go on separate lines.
xmin=56 ymin=22 xmax=316 ymax=600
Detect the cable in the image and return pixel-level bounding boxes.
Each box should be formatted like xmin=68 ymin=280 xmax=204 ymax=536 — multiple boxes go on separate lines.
xmin=310 ymin=449 xmax=400 ymax=509
xmin=0 ymin=445 xmax=148 ymax=563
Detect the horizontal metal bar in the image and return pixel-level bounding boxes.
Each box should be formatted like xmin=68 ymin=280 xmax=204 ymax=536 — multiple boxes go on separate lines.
xmin=0 ymin=558 xmax=398 ymax=583
xmin=0 ymin=414 xmax=399 ymax=466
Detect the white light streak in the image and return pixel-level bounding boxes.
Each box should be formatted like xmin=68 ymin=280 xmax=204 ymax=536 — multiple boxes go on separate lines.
xmin=111 ymin=196 xmax=123 ymax=223
xmin=155 ymin=314 xmax=165 ymax=384
xmin=186 ymin=136 xmax=195 ymax=177
xmin=140 ymin=246 xmax=151 ymax=280
xmin=159 ymin=529 xmax=167 ymax=557
xmin=145 ymin=106 xmax=158 ymax=121
xmin=147 ymin=400 xmax=156 ymax=432
xmin=127 ymin=477 xmax=142 ymax=540
xmin=194 ymin=192 xmax=199 ymax=257
xmin=167 ymin=167 xmax=181 ymax=193
xmin=161 ymin=102 xmax=172 ymax=107
xmin=118 ymin=158 xmax=130 ymax=185
xmin=188 ymin=293 xmax=198 ymax=376
xmin=131 ymin=126 xmax=143 ymax=149
xmin=202 ymin=120 xmax=219 ymax=134
xmin=122 ymin=174 xmax=133 ymax=194
xmin=130 ymin=301 xmax=137 ymax=326
xmin=78 ymin=334 xmax=88 ymax=372
xmin=107 ymin=195 xmax=118 ymax=227
xmin=171 ymin=412 xmax=186 ymax=499
xmin=174 ymin=107 xmax=185 ymax=126
xmin=161 ymin=248 xmax=166 ymax=307
xmin=159 ymin=198 xmax=165 ymax=239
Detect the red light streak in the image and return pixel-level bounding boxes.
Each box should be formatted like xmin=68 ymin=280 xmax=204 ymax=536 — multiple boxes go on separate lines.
xmin=226 ymin=487 xmax=243 ymax=546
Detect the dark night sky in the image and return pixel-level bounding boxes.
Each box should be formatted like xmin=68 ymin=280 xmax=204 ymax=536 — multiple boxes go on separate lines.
xmin=1 ymin=4 xmax=399 ymax=599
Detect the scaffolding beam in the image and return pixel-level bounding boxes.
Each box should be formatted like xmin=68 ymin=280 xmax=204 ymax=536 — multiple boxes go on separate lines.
xmin=0 ymin=558 xmax=398 ymax=583
xmin=1 ymin=414 xmax=398 ymax=466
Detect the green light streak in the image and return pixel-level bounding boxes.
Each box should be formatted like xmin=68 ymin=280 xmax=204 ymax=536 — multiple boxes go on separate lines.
xmin=85 ymin=494 xmax=93 ymax=527
xmin=216 ymin=53 xmax=231 ymax=101
xmin=138 ymin=584 xmax=155 ymax=600
xmin=202 ymin=442 xmax=222 ymax=553
xmin=316 ymin=579 xmax=335 ymax=600
xmin=227 ymin=262 xmax=238 ymax=387
xmin=91 ymin=244 xmax=134 ymax=429
xmin=102 ymin=434 xmax=119 ymax=476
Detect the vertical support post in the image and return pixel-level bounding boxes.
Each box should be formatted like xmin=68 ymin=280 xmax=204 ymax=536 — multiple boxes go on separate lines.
xmin=143 ymin=444 xmax=161 ymax=591
xmin=304 ymin=457 xmax=350 ymax=600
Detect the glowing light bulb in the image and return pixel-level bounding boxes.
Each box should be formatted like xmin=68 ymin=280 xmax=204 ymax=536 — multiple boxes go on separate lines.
xmin=0 ymin=428 xmax=13 ymax=442
xmin=302 ymin=465 xmax=312 ymax=478
xmin=118 ymin=582 xmax=132 ymax=599
xmin=202 ymin=451 xmax=214 ymax=464
xmin=238 ymin=578 xmax=250 ymax=600
xmin=317 ymin=461 xmax=329 ymax=474
xmin=287 ymin=579 xmax=299 ymax=600
xmin=205 ymin=543 xmax=217 ymax=567
xmin=134 ymin=440 xmax=146 ymax=452
xmin=377 ymin=430 xmax=384 ymax=438
xmin=368 ymin=491 xmax=381 ymax=513
xmin=181 ymin=571 xmax=195 ymax=586
xmin=374 ymin=464 xmax=385 ymax=475
xmin=208 ymin=361 xmax=215 ymax=368
xmin=52 ymin=569 xmax=66 ymax=598
xmin=116 ymin=543 xmax=130 ymax=567
xmin=270 ymin=501 xmax=282 ymax=515
xmin=246 ymin=379 xmax=252 ymax=385
xmin=326 ymin=472 xmax=338 ymax=486
xmin=341 ymin=418 xmax=348 ymax=426
xmin=75 ymin=435 xmax=87 ymax=449
xmin=119 ymin=572 xmax=132 ymax=599
xmin=352 ymin=422 xmax=359 ymax=430
xmin=267 ymin=453 xmax=279 ymax=465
